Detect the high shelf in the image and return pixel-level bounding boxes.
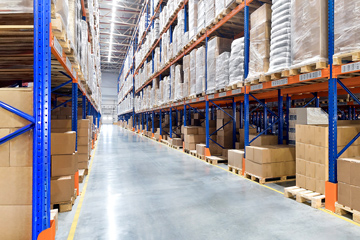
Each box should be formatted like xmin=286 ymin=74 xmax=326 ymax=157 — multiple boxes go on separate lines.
xmin=0 ymin=0 xmax=101 ymax=239
xmin=117 ymin=0 xmax=360 ymax=213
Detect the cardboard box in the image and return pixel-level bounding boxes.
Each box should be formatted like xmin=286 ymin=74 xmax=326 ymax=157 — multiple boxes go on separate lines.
xmin=51 ymin=132 xmax=76 ymax=155
xmin=316 ymin=179 xmax=325 ymax=195
xmin=252 ymin=146 xmax=295 ymax=164
xmin=197 ymin=127 xmax=206 ymax=135
xmin=228 ymin=150 xmax=244 ymax=169
xmin=306 ymin=161 xmax=316 ymax=178
xmin=304 ymin=144 xmax=316 ymax=162
xmin=51 ymin=175 xmax=75 ymax=203
xmin=216 ymin=135 xmax=233 ymax=148
xmin=296 ymin=142 xmax=305 ymax=159
xmin=245 ymin=159 xmax=294 ymax=178
xmin=183 ymin=126 xmax=199 ymax=135
xmin=196 ymin=144 xmax=206 ymax=156
xmin=77 ymin=128 xmax=90 ymax=137
xmin=0 ymin=129 xmax=10 ymax=167
xmin=185 ymin=142 xmax=196 ymax=150
xmin=9 ymin=128 xmax=32 ymax=167
xmin=351 ymin=185 xmax=360 ymax=211
xmin=172 ymin=138 xmax=183 ymax=146
xmin=315 ymin=163 xmax=326 ymax=181
xmin=209 ymin=142 xmax=223 ymax=155
xmin=78 ymin=136 xmax=89 ymax=146
xmin=78 ymin=119 xmax=90 ymax=129
xmin=245 ymin=146 xmax=254 ymax=161
xmin=78 ymin=161 xmax=88 ymax=169
xmin=78 ymin=153 xmax=88 ymax=163
xmin=306 ymin=177 xmax=316 ymax=192
xmin=249 ymin=134 xmax=277 ymax=146
xmin=296 ymin=174 xmax=306 ymax=188
xmin=185 ymin=134 xmax=205 ymax=143
xmin=217 ymin=109 xmax=233 ymax=120
xmin=296 ymin=158 xmax=306 ymax=176
xmin=51 ymin=119 xmax=72 ymax=129
xmin=0 ymin=167 xmax=32 ymax=205
xmin=51 ymin=153 xmax=77 ymax=177
xmin=0 ymin=88 xmax=33 ymax=128
xmin=0 ymin=205 xmax=32 ymax=240
xmin=77 ymin=145 xmax=89 ymax=155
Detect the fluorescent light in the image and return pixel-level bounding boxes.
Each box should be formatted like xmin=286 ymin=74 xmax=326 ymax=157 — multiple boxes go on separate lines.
xmin=108 ymin=3 xmax=116 ymax=62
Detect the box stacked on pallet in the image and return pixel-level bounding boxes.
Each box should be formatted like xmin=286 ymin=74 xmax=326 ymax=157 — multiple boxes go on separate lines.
xmin=196 ymin=46 xmax=206 ymax=95
xmin=338 ymin=158 xmax=360 ymax=211
xmin=228 ymin=37 xmax=245 ymax=87
xmin=238 ymin=127 xmax=257 ymax=149
xmin=291 ymin=0 xmax=328 ymax=70
xmin=0 ymin=88 xmax=33 ymax=239
xmin=189 ymin=49 xmax=197 ymax=97
xmin=184 ymin=126 xmax=206 ymax=150
xmin=197 ymin=0 xmax=205 ymax=33
xmin=183 ymin=55 xmax=190 ymax=98
xmin=78 ymin=119 xmax=91 ymax=170
xmin=246 ymin=3 xmax=271 ymax=83
xmin=245 ymin=145 xmax=295 ymax=179
xmin=228 ymin=150 xmax=245 ymax=171
xmin=334 ymin=0 xmax=360 ymax=64
xmin=50 ymin=131 xmax=77 ymax=210
xmin=216 ymin=109 xmax=234 ymax=151
xmin=206 ymin=37 xmax=232 ymax=94
xmin=296 ymin=124 xmax=360 ymax=194
xmin=215 ymin=52 xmax=230 ymax=91
xmin=266 ymin=0 xmax=291 ymax=75
xmin=205 ymin=0 xmax=215 ymax=27
xmin=189 ymin=0 xmax=199 ymax=40
xmin=175 ymin=65 xmax=184 ymax=101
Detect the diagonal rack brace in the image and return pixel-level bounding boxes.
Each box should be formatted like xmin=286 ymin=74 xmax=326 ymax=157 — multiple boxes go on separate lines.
xmin=250 ymin=118 xmax=280 ymax=144
xmin=249 ymin=93 xmax=278 ymax=117
xmin=0 ymin=101 xmax=35 ymax=124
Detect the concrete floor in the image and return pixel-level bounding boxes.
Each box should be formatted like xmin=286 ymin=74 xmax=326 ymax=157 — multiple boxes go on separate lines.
xmin=57 ymin=125 xmax=360 ymax=240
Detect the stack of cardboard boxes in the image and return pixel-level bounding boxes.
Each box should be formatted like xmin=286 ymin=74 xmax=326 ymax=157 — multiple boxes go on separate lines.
xmin=50 ymin=132 xmax=77 ymax=207
xmin=296 ymin=124 xmax=360 ymax=194
xmin=338 ymin=158 xmax=360 ymax=211
xmin=216 ymin=109 xmax=234 ymax=150
xmin=245 ymin=145 xmax=296 ymax=179
xmin=184 ymin=126 xmax=205 ymax=150
xmin=78 ymin=119 xmax=91 ymax=170
xmin=228 ymin=149 xmax=245 ymax=171
xmin=0 ymin=88 xmax=33 ymax=239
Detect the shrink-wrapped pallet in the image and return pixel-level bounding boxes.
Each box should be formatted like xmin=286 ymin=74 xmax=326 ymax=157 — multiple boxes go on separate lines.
xmin=246 ymin=4 xmax=271 ymax=82
xmin=216 ymin=52 xmax=230 ymax=90
xmin=205 ymin=0 xmax=215 ymax=27
xmin=0 ymin=0 xmax=34 ymax=13
xmin=170 ymin=65 xmax=176 ymax=101
xmin=196 ymin=46 xmax=205 ymax=95
xmin=189 ymin=0 xmax=199 ymax=39
xmin=291 ymin=0 xmax=328 ymax=69
xmin=190 ymin=49 xmax=197 ymax=97
xmin=68 ymin=0 xmax=81 ymax=52
xmin=197 ymin=0 xmax=206 ymax=33
xmin=267 ymin=0 xmax=291 ymax=74
xmin=207 ymin=37 xmax=232 ymax=94
xmin=183 ymin=55 xmax=190 ymax=98
xmin=215 ymin=0 xmax=226 ymax=17
xmin=334 ymin=0 xmax=360 ymax=61
xmin=229 ymin=37 xmax=244 ymax=86
xmin=175 ymin=65 xmax=184 ymax=100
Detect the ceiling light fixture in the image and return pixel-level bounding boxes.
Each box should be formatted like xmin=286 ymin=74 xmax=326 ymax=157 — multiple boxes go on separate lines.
xmin=108 ymin=3 xmax=117 ymax=62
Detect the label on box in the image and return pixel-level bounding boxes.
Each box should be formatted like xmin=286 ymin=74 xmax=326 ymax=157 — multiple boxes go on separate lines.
xmin=271 ymin=78 xmax=288 ymax=87
xmin=199 ymin=97 xmax=204 ymax=101
xmin=289 ymin=115 xmax=296 ymax=120
xmin=219 ymin=92 xmax=226 ymax=97
xmin=289 ymin=127 xmax=296 ymax=133
xmin=341 ymin=62 xmax=360 ymax=73
xmin=208 ymin=94 xmax=214 ymax=99
xmin=54 ymin=37 xmax=62 ymax=57
xmin=299 ymin=70 xmax=322 ymax=81
xmin=66 ymin=57 xmax=72 ymax=71
xmin=232 ymin=89 xmax=241 ymax=95
xmin=250 ymin=84 xmax=263 ymax=91
xmin=185 ymin=100 xmax=190 ymax=104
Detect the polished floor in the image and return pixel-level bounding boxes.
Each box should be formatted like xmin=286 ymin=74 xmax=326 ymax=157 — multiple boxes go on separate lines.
xmin=57 ymin=125 xmax=360 ymax=240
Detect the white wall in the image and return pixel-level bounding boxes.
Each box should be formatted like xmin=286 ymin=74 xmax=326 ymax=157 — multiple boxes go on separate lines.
xmin=101 ymin=72 xmax=118 ymax=123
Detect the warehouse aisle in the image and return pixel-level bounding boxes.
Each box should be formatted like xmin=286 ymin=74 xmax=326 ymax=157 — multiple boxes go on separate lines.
xmin=57 ymin=125 xmax=360 ymax=240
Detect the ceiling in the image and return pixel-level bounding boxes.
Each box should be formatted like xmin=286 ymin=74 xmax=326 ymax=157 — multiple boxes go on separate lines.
xmin=99 ymin=0 xmax=144 ymax=73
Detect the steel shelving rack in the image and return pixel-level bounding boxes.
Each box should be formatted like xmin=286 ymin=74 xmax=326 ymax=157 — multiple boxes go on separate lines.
xmin=0 ymin=0 xmax=101 ymax=239
xmin=118 ymin=0 xmax=360 ymax=212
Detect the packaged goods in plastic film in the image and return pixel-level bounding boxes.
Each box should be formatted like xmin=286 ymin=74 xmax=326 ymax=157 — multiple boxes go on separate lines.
xmin=334 ymin=0 xmax=360 ymax=59
xmin=216 ymin=52 xmax=230 ymax=90
xmin=175 ymin=65 xmax=184 ymax=100
xmin=291 ymin=0 xmax=328 ymax=69
xmin=170 ymin=65 xmax=176 ymax=101
xmin=215 ymin=0 xmax=226 ymax=17
xmin=267 ymin=0 xmax=291 ymax=75
xmin=0 ymin=0 xmax=34 ymax=13
xmin=183 ymin=68 xmax=190 ymax=98
xmin=196 ymin=46 xmax=205 ymax=95
xmin=190 ymin=49 xmax=197 ymax=97
xmin=189 ymin=0 xmax=199 ymax=39
xmin=205 ymin=0 xmax=215 ymax=27
xmin=197 ymin=0 xmax=205 ymax=33
xmin=55 ymin=0 xmax=70 ymax=31
xmin=229 ymin=37 xmax=245 ymax=86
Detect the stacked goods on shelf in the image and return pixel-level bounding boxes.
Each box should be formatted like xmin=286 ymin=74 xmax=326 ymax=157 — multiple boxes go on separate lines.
xmin=183 ymin=55 xmax=190 ymax=98
xmin=189 ymin=0 xmax=199 ymax=39
xmin=197 ymin=0 xmax=205 ymax=33
xmin=216 ymin=109 xmax=234 ymax=150
xmin=205 ymin=0 xmax=215 ymax=27
xmin=338 ymin=158 xmax=360 ymax=211
xmin=334 ymin=0 xmax=360 ymax=64
xmin=52 ymin=106 xmax=83 ymax=120
xmin=189 ymin=49 xmax=197 ymax=97
xmin=246 ymin=3 xmax=272 ymax=82
xmin=215 ymin=52 xmax=230 ymax=91
xmin=0 ymin=88 xmax=33 ymax=239
xmin=196 ymin=46 xmax=206 ymax=95
xmin=50 ymin=131 xmax=77 ymax=210
xmin=296 ymin=124 xmax=360 ymax=194
xmin=196 ymin=144 xmax=206 ymax=157
xmin=245 ymin=145 xmax=295 ymax=179
xmin=248 ymin=133 xmax=278 ymax=146
xmin=184 ymin=126 xmax=206 ymax=150
xmin=266 ymin=0 xmax=291 ymax=75
xmin=175 ymin=65 xmax=184 ymax=100
xmin=228 ymin=37 xmax=245 ymax=87
xmin=239 ymin=127 xmax=257 ymax=148
xmin=78 ymin=119 xmax=92 ymax=170
xmin=206 ymin=37 xmax=232 ymax=94
xmin=288 ymin=108 xmax=328 ymax=145
xmin=228 ymin=150 xmax=245 ymax=171
xmin=291 ymin=0 xmax=328 ymax=70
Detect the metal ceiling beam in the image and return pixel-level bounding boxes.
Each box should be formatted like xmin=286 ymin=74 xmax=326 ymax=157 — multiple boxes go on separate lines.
xmin=100 ymin=49 xmax=128 ymax=53
xmin=100 ymin=42 xmax=130 ymax=46
xmin=100 ymin=20 xmax=137 ymax=26
xmin=100 ymin=2 xmax=141 ymax=12
xmin=101 ymin=32 xmax=132 ymax=38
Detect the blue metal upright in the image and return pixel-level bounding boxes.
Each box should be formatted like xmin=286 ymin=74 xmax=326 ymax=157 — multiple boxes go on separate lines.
xmin=205 ymin=100 xmax=210 ymax=149
xmin=286 ymin=95 xmax=291 ymax=144
xmin=243 ymin=0 xmax=250 ymax=159
xmin=184 ymin=104 xmax=187 ymax=127
xmin=170 ymin=108 xmax=173 ymax=138
xmin=33 ymin=0 xmax=51 ymax=238
xmin=152 ymin=111 xmax=155 ymax=134
xmin=82 ymin=95 xmax=86 ymax=119
xmin=159 ymin=109 xmax=162 ymax=135
xmin=232 ymin=100 xmax=237 ymax=149
xmin=72 ymin=82 xmax=78 ymax=150
xmin=278 ymin=90 xmax=283 ymax=145
xmin=263 ymin=100 xmax=267 ymax=135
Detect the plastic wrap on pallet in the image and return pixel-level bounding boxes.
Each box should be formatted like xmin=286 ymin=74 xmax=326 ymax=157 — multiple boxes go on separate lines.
xmin=170 ymin=65 xmax=176 ymax=101
xmin=190 ymin=49 xmax=197 ymax=97
xmin=216 ymin=52 xmax=230 ymax=90
xmin=205 ymin=0 xmax=215 ymax=27
xmin=246 ymin=4 xmax=271 ymax=82
xmin=196 ymin=46 xmax=205 ymax=95
xmin=291 ymin=0 xmax=328 ymax=69
xmin=0 ymin=0 xmax=33 ymax=13
xmin=334 ymin=0 xmax=360 ymax=58
xmin=55 ymin=0 xmax=70 ymax=31
xmin=207 ymin=37 xmax=232 ymax=93
xmin=175 ymin=65 xmax=184 ymax=100
xmin=183 ymin=32 xmax=189 ymax=49
xmin=215 ymin=0 xmax=226 ymax=17
xmin=189 ymin=0 xmax=199 ymax=39
xmin=183 ymin=67 xmax=190 ymax=98
xmin=267 ymin=0 xmax=291 ymax=75
xmin=229 ymin=37 xmax=244 ymax=86
xmin=197 ymin=0 xmax=205 ymax=34
xmin=68 ymin=0 xmax=80 ymax=52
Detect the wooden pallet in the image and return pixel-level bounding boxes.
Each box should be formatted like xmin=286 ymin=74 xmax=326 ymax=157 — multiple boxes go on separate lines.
xmin=290 ymin=61 xmax=328 ymax=76
xmin=170 ymin=144 xmax=182 ymax=150
xmin=51 ymin=189 xmax=77 ymax=213
xmin=228 ymin=165 xmax=241 ymax=174
xmin=259 ymin=74 xmax=271 ymax=83
xmin=226 ymin=0 xmax=244 ymax=10
xmin=333 ymin=51 xmax=360 ymax=66
xmin=184 ymin=148 xmax=191 ymax=154
xmin=284 ymin=186 xmax=325 ymax=209
xmin=335 ymin=202 xmax=360 ymax=223
xmin=245 ymin=173 xmax=296 ymax=185
xmin=270 ymin=70 xmax=290 ymax=80
xmin=189 ymin=150 xmax=197 ymax=157
xmin=205 ymin=156 xmax=227 ymax=165
xmin=79 ymin=169 xmax=86 ymax=183
xmin=197 ymin=154 xmax=205 ymax=160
